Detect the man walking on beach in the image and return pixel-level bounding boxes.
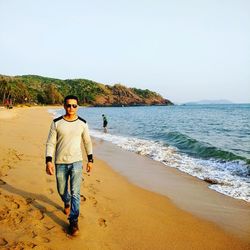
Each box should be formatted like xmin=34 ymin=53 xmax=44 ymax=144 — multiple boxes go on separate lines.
xmin=45 ymin=95 xmax=93 ymax=236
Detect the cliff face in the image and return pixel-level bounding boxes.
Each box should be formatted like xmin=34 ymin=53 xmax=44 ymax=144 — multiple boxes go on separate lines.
xmin=93 ymin=84 xmax=173 ymax=106
xmin=0 ymin=75 xmax=173 ymax=106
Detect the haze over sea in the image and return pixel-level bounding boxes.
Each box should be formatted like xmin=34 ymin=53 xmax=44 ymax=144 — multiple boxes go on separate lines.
xmin=51 ymin=104 xmax=250 ymax=202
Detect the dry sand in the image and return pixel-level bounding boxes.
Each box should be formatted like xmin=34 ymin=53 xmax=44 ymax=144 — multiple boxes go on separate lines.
xmin=0 ymin=107 xmax=249 ymax=250
xmin=0 ymin=108 xmax=16 ymax=119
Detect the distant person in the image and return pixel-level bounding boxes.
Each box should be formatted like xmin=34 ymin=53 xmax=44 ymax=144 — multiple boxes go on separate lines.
xmin=9 ymin=96 xmax=13 ymax=109
xmin=4 ymin=96 xmax=13 ymax=109
xmin=102 ymin=114 xmax=108 ymax=133
xmin=45 ymin=95 xmax=93 ymax=236
xmin=4 ymin=99 xmax=9 ymax=109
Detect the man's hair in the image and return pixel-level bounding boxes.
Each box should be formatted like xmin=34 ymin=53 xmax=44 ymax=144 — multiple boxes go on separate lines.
xmin=64 ymin=95 xmax=79 ymax=105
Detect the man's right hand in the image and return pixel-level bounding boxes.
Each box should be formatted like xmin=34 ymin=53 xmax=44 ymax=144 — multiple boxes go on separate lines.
xmin=46 ymin=162 xmax=54 ymax=175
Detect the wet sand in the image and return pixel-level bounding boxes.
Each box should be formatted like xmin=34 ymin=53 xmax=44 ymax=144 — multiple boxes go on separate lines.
xmin=0 ymin=107 xmax=249 ymax=250
xmin=94 ymin=140 xmax=250 ymax=241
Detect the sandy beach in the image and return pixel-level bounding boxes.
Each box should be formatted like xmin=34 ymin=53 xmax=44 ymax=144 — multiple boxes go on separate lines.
xmin=0 ymin=107 xmax=249 ymax=250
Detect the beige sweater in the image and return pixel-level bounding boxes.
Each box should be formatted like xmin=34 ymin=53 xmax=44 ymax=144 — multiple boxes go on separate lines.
xmin=46 ymin=116 xmax=93 ymax=164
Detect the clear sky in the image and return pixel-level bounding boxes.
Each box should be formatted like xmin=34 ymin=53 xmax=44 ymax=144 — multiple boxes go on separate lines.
xmin=0 ymin=0 xmax=249 ymax=103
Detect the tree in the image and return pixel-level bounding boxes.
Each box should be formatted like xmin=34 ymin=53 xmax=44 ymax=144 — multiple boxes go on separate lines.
xmin=0 ymin=76 xmax=11 ymax=105
xmin=44 ymin=84 xmax=63 ymax=104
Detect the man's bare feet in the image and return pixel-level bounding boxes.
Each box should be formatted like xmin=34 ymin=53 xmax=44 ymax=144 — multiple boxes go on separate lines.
xmin=69 ymin=220 xmax=79 ymax=236
xmin=64 ymin=204 xmax=70 ymax=216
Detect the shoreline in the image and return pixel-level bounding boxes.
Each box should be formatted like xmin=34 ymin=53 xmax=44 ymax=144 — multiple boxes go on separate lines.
xmin=0 ymin=106 xmax=249 ymax=249
xmin=94 ymin=139 xmax=250 ymax=240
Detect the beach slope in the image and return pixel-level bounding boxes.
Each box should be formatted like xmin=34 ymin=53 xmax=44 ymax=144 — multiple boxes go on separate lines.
xmin=0 ymin=107 xmax=249 ymax=250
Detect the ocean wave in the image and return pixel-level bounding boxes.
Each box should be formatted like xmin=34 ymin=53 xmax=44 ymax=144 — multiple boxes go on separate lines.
xmin=90 ymin=129 xmax=250 ymax=202
xmin=163 ymin=131 xmax=250 ymax=165
xmin=47 ymin=109 xmax=61 ymax=118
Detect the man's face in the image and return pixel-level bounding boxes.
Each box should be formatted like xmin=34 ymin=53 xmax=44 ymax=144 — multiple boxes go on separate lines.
xmin=64 ymin=99 xmax=78 ymax=115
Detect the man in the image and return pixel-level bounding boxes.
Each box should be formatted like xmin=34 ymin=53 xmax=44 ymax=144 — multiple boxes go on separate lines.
xmin=102 ymin=114 xmax=108 ymax=133
xmin=45 ymin=95 xmax=93 ymax=236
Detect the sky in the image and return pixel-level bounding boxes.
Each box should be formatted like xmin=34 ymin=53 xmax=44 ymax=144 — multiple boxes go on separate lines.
xmin=0 ymin=0 xmax=249 ymax=103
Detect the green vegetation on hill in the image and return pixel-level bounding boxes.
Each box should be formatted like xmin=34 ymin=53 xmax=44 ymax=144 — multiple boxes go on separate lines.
xmin=0 ymin=74 xmax=173 ymax=106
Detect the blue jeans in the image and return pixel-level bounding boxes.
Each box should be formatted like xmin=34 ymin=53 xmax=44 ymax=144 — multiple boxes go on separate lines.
xmin=55 ymin=161 xmax=83 ymax=222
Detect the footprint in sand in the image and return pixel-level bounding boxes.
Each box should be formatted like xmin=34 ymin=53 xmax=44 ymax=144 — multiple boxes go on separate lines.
xmin=89 ymin=196 xmax=98 ymax=206
xmin=80 ymin=194 xmax=87 ymax=201
xmin=0 ymin=179 xmax=6 ymax=185
xmin=26 ymin=197 xmax=35 ymax=205
xmin=28 ymin=242 xmax=37 ymax=248
xmin=109 ymin=212 xmax=120 ymax=219
xmin=32 ymin=231 xmax=38 ymax=238
xmin=0 ymin=164 xmax=13 ymax=177
xmin=98 ymin=218 xmax=107 ymax=227
xmin=13 ymin=214 xmax=24 ymax=225
xmin=96 ymin=179 xmax=101 ymax=183
xmin=0 ymin=171 xmax=6 ymax=178
xmin=0 ymin=207 xmax=10 ymax=221
xmin=14 ymin=153 xmax=24 ymax=160
xmin=2 ymin=195 xmax=22 ymax=210
xmin=13 ymin=201 xmax=20 ymax=209
xmin=10 ymin=241 xmax=37 ymax=249
xmin=42 ymin=237 xmax=50 ymax=243
xmin=0 ymin=238 xmax=8 ymax=247
xmin=44 ymin=225 xmax=56 ymax=231
xmin=87 ymin=184 xmax=98 ymax=195
xmin=40 ymin=207 xmax=47 ymax=214
xmin=34 ymin=236 xmax=50 ymax=243
xmin=28 ymin=209 xmax=45 ymax=220
xmin=48 ymin=188 xmax=54 ymax=194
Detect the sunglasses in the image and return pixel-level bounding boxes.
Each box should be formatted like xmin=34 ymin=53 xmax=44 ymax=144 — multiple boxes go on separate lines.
xmin=66 ymin=104 xmax=78 ymax=108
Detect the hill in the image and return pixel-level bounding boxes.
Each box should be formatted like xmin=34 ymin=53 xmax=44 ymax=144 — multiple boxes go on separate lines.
xmin=0 ymin=74 xmax=173 ymax=106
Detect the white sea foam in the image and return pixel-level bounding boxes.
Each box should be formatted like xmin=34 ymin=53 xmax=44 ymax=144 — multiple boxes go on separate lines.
xmin=90 ymin=129 xmax=250 ymax=202
xmin=47 ymin=108 xmax=61 ymax=118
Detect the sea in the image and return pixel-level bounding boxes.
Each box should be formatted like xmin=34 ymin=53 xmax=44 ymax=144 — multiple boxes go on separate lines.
xmin=50 ymin=104 xmax=250 ymax=202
